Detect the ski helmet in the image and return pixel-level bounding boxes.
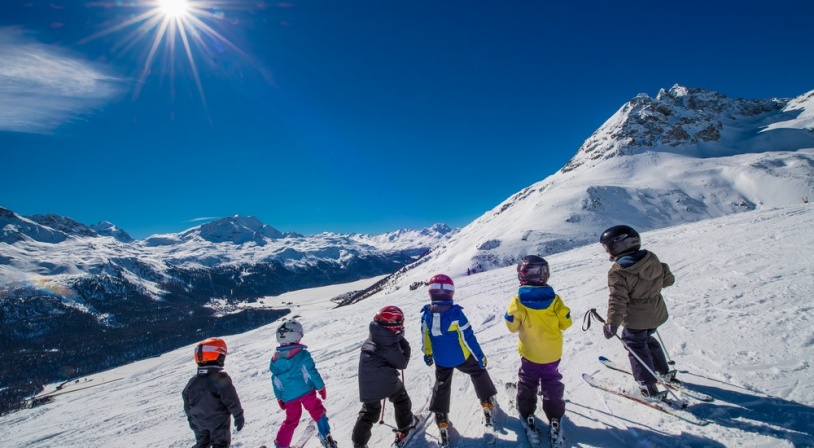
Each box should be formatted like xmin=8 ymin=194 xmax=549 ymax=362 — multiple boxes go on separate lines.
xmin=374 ymin=306 xmax=405 ymax=334
xmin=517 ymin=255 xmax=550 ymax=286
xmin=194 ymin=337 xmax=228 ymax=366
xmin=276 ymin=319 xmax=304 ymax=345
xmin=599 ymin=225 xmax=641 ymax=258
xmin=428 ymin=274 xmax=455 ymax=302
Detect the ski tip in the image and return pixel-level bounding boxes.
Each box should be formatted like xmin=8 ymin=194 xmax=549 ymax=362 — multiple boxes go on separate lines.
xmin=598 ymin=355 xmax=609 ymax=362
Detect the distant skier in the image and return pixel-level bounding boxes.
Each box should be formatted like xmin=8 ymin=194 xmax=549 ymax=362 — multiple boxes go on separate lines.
xmin=420 ymin=274 xmax=497 ymax=437
xmin=182 ymin=337 xmax=245 ymax=448
xmin=270 ymin=320 xmax=336 ymax=448
xmin=599 ymin=225 xmax=677 ymax=400
xmin=504 ymin=255 xmax=572 ymax=444
xmin=351 ymin=306 xmax=418 ymax=448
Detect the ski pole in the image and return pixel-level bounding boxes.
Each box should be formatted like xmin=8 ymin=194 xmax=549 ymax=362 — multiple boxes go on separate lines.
xmin=587 ymin=309 xmax=684 ymax=405
xmin=655 ymin=329 xmax=675 ymax=366
xmin=378 ymin=398 xmax=386 ymax=424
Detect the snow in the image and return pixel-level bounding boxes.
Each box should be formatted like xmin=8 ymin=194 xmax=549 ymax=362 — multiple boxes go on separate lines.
xmin=4 ymin=204 xmax=813 ymax=447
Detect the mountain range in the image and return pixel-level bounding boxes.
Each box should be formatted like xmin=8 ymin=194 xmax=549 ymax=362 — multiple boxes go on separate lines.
xmin=1 ymin=84 xmax=812 ymax=413
xmin=0 ymin=211 xmax=455 ymax=412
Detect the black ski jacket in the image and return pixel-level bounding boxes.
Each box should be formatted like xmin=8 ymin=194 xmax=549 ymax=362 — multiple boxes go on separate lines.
xmin=357 ymin=321 xmax=411 ymax=402
xmin=182 ymin=365 xmax=244 ymax=434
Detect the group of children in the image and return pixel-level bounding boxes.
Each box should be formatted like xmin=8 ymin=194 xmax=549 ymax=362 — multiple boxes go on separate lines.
xmin=183 ymin=224 xmax=675 ymax=448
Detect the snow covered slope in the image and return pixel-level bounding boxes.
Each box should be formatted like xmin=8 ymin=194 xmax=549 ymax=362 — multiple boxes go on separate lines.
xmin=393 ymin=86 xmax=814 ymax=283
xmin=4 ymin=204 xmax=812 ymax=447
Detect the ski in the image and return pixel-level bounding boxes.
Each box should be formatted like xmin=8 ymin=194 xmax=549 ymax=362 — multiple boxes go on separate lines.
xmin=292 ymin=421 xmax=317 ymax=448
xmin=598 ymin=356 xmax=714 ymax=402
xmin=582 ymin=373 xmax=708 ymax=426
xmin=392 ymin=412 xmax=432 ymax=448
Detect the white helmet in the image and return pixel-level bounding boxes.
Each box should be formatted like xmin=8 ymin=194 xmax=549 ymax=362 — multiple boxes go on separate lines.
xmin=276 ymin=319 xmax=304 ymax=345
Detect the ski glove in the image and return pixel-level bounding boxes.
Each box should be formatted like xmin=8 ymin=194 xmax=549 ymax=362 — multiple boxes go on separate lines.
xmin=277 ymin=399 xmax=286 ymax=410
xmin=234 ymin=415 xmax=245 ymax=432
xmin=603 ymin=324 xmax=618 ymax=339
xmin=424 ymin=354 xmax=434 ymax=367
xmin=318 ymin=388 xmax=327 ymax=399
xmin=479 ymin=357 xmax=488 ymax=369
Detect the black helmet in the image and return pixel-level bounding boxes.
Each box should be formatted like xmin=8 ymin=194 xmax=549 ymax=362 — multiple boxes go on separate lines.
xmin=600 ymin=225 xmax=641 ymax=258
xmin=517 ymin=255 xmax=550 ymax=286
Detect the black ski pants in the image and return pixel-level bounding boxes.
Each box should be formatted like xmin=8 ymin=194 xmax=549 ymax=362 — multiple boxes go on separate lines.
xmin=429 ymin=355 xmax=497 ymax=414
xmin=622 ymin=327 xmax=670 ymax=384
xmin=351 ymin=384 xmax=413 ymax=446
xmin=191 ymin=425 xmax=230 ymax=448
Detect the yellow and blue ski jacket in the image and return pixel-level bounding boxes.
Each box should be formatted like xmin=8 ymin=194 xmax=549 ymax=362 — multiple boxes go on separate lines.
xmin=504 ymin=285 xmax=572 ymax=364
xmin=421 ymin=303 xmax=486 ymax=368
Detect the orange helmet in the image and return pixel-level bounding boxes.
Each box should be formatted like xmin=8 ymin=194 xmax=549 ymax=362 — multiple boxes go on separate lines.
xmin=194 ymin=337 xmax=228 ymax=365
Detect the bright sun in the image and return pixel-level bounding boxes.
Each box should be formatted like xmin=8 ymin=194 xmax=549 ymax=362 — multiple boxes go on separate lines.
xmin=158 ymin=0 xmax=189 ymax=18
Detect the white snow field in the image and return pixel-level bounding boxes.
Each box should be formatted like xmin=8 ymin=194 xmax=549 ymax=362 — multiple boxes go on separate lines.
xmin=4 ymin=205 xmax=813 ymax=448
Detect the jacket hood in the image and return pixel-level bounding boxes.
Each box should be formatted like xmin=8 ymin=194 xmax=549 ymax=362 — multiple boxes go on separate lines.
xmin=272 ymin=343 xmax=306 ymax=362
xmin=517 ymin=285 xmax=557 ymax=310
xmin=421 ymin=303 xmax=455 ymax=314
xmin=615 ymin=250 xmax=661 ymax=281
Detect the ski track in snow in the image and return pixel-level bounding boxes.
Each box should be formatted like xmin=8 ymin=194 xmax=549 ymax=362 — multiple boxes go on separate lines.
xmin=3 ymin=206 xmax=814 ymax=447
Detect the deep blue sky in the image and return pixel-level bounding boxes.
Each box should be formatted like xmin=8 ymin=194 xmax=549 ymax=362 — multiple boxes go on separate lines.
xmin=1 ymin=1 xmax=812 ymax=239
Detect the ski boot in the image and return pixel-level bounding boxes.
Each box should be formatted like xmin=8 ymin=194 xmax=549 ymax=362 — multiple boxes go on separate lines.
xmin=640 ymin=382 xmax=687 ymax=409
xmin=524 ymin=414 xmax=536 ymax=431
xmin=435 ymin=412 xmax=450 ymax=447
xmin=392 ymin=414 xmax=420 ymax=446
xmin=318 ymin=433 xmax=338 ymax=448
xmin=549 ymin=418 xmax=565 ymax=448
xmin=481 ymin=396 xmax=495 ymax=426
xmin=660 ymin=369 xmax=680 ymax=385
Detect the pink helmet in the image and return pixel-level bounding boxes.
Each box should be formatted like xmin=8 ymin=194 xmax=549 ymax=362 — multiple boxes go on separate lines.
xmin=428 ymin=274 xmax=455 ymax=302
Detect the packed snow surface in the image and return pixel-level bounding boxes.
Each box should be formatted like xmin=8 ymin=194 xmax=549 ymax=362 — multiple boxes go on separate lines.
xmin=3 ymin=205 xmax=813 ymax=447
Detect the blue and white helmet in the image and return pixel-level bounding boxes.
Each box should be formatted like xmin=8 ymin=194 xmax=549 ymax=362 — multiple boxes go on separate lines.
xmin=276 ymin=319 xmax=304 ymax=345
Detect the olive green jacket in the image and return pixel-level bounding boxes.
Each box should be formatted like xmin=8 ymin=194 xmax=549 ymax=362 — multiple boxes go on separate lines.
xmin=606 ymin=250 xmax=675 ymax=330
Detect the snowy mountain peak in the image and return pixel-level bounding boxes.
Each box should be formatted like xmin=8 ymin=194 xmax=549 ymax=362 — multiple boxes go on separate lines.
xmin=28 ymin=213 xmax=98 ymax=238
xmin=181 ymin=215 xmax=294 ymax=244
xmin=90 ymin=221 xmax=135 ymax=243
xmin=1 ymin=207 xmax=68 ymax=244
xmin=563 ymin=85 xmax=794 ymax=172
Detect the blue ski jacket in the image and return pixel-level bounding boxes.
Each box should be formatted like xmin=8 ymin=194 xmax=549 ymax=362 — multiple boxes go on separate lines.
xmin=269 ymin=344 xmax=325 ymax=403
xmin=420 ymin=303 xmax=486 ymax=368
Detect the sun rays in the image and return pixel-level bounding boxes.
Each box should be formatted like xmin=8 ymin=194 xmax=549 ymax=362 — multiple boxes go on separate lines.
xmin=81 ymin=0 xmax=252 ymax=109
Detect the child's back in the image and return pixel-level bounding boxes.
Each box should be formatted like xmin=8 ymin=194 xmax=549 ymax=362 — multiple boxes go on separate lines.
xmin=270 ymin=320 xmax=335 ymax=448
xmin=182 ymin=337 xmax=244 ymax=448
xmin=506 ymin=283 xmax=571 ymax=364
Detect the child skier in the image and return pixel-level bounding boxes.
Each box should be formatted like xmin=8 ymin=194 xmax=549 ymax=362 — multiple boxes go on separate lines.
xmin=270 ymin=319 xmax=336 ymax=448
xmin=420 ymin=274 xmax=497 ymax=442
xmin=182 ymin=337 xmax=245 ymax=448
xmin=504 ymin=255 xmax=572 ymax=446
xmin=351 ymin=306 xmax=418 ymax=448
xmin=599 ymin=225 xmax=676 ymax=400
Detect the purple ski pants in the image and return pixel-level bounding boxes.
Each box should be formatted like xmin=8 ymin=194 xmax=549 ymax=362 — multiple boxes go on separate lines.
xmin=516 ymin=357 xmax=565 ymax=422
